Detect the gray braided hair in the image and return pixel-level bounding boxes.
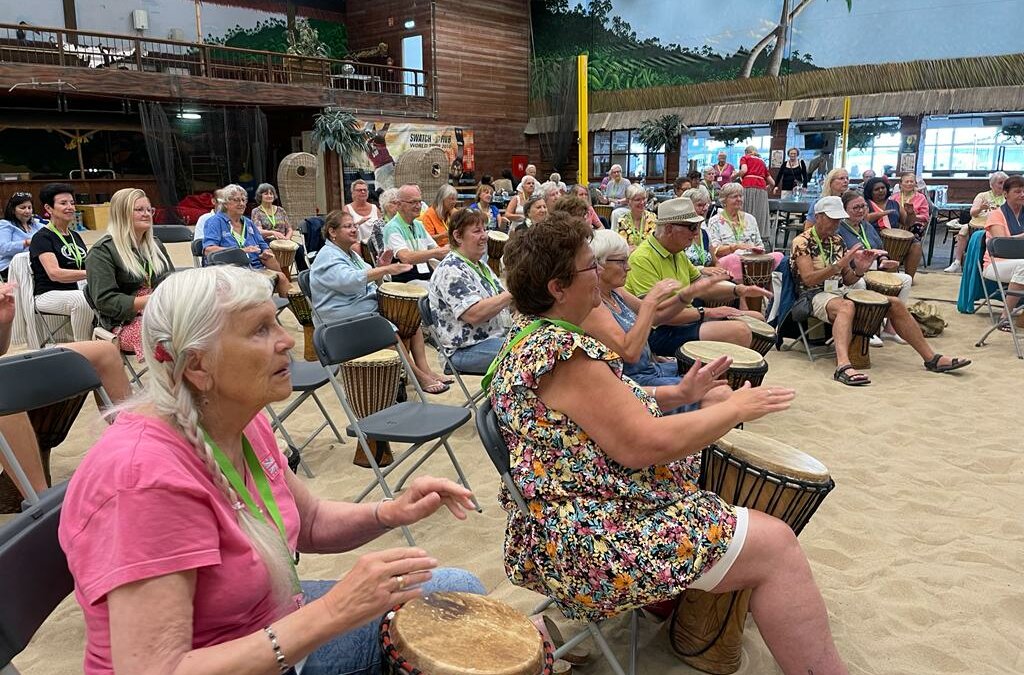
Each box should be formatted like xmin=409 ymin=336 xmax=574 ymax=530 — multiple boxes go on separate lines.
xmin=139 ymin=266 xmax=296 ymax=612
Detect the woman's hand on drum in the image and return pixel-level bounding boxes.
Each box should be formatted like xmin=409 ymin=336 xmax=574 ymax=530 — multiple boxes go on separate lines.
xmin=323 ymin=547 xmax=438 ymax=630
xmin=706 ymin=305 xmax=744 ymax=319
xmin=378 ymin=476 xmax=477 ymax=528
xmin=879 ymin=259 xmax=899 ymax=272
xmin=674 ymin=355 xmax=731 ymax=404
xmin=728 ymin=383 xmax=796 ymax=422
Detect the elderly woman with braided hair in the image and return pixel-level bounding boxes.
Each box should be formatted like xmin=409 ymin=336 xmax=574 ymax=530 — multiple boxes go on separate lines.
xmin=59 ymin=266 xmax=484 ymax=675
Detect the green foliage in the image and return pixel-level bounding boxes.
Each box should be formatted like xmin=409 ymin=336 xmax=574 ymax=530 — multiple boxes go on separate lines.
xmin=709 ymin=127 xmax=754 ymax=146
xmin=999 ymin=124 xmax=1024 ymax=145
xmin=843 ymin=120 xmax=900 ymax=150
xmin=287 ymin=18 xmax=327 ymax=58
xmin=636 ymin=114 xmax=687 ymax=153
xmin=312 ymin=109 xmax=366 ymax=163
xmin=206 ymin=18 xmax=347 ymax=61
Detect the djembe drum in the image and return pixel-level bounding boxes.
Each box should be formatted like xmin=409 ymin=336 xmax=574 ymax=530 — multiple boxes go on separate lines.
xmin=676 ymin=341 xmax=768 ymax=390
xmin=740 ymin=253 xmax=775 ymax=314
xmin=847 ymin=289 xmax=890 ymax=369
xmin=378 ymin=282 xmax=428 ymax=340
xmin=880 ymin=228 xmax=914 ymax=266
xmin=728 ymin=315 xmax=776 ymax=356
xmin=671 ymin=429 xmax=835 ymax=674
xmin=381 ymin=593 xmax=556 ymax=675
xmin=270 ymin=239 xmax=298 ymax=280
xmin=340 ymin=349 xmax=403 ymax=468
xmin=486 ymin=230 xmax=509 ymax=277
xmin=594 ymin=204 xmax=613 ymax=223
xmin=286 ymin=284 xmax=316 ymax=361
xmin=864 ymin=270 xmax=903 ymax=298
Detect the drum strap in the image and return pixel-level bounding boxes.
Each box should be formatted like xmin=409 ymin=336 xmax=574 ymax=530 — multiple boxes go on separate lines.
xmin=481 ymin=318 xmax=585 ymax=391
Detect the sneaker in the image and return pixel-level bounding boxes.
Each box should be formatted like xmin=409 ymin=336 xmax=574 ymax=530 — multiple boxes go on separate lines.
xmin=943 ymin=260 xmax=962 ymax=274
xmin=881 ymin=331 xmax=908 ymax=345
xmin=870 ymin=335 xmax=883 ymax=347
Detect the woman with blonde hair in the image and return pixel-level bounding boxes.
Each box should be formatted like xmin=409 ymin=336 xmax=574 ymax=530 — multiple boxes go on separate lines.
xmin=805 ymin=167 xmax=851 ymax=228
xmin=421 ymin=184 xmax=458 ymax=246
xmin=85 ymin=187 xmax=173 ymax=359
xmin=60 ymin=266 xmax=484 ymax=674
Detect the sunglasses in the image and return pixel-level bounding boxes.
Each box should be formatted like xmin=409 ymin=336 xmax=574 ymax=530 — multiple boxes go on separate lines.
xmin=12 ymin=192 xmax=32 ymax=199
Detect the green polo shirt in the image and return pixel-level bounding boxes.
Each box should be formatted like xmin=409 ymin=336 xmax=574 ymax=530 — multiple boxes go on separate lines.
xmin=624 ymin=234 xmax=701 ymax=302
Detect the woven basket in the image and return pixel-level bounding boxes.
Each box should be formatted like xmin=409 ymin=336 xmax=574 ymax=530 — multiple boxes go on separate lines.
xmin=277 ymin=152 xmax=318 ymax=225
xmin=394 ymin=147 xmax=450 ymax=199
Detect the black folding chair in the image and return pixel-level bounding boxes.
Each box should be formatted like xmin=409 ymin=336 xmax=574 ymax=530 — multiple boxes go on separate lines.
xmin=0 ymin=349 xmax=113 ymax=505
xmin=152 ymin=224 xmax=193 ymax=243
xmin=207 ymin=248 xmax=251 ymax=268
xmin=475 ymin=400 xmax=638 ymax=675
xmin=0 ymin=481 xmax=72 ymax=675
xmin=190 ymin=238 xmax=205 ymax=267
xmin=975 ymin=236 xmax=1024 ymax=359
xmin=418 ymin=296 xmax=486 ymax=409
xmin=313 ymin=314 xmax=478 ymax=546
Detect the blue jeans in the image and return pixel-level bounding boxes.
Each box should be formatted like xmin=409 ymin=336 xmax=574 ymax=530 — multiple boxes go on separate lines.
xmin=447 ymin=336 xmax=504 ymax=374
xmin=299 ymin=568 xmax=485 ymax=675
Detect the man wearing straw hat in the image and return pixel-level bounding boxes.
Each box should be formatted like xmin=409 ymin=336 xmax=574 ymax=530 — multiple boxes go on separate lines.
xmin=625 ymin=197 xmax=771 ymax=356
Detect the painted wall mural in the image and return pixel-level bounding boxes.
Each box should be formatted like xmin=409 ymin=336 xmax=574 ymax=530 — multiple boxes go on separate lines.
xmin=530 ymin=0 xmax=1021 ymax=93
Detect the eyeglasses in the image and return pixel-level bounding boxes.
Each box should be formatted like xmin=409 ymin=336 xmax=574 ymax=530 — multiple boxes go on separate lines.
xmin=399 ymin=199 xmax=421 ymax=205
xmin=603 ymin=257 xmax=629 ymax=267
xmin=574 ymin=261 xmax=601 ymax=275
xmin=133 ymin=207 xmax=157 ymax=215
xmin=227 ymin=197 xmax=246 ymax=204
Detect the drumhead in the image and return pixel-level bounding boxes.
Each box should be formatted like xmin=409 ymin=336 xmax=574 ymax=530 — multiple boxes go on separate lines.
xmin=270 ymin=239 xmax=299 ymax=251
xmin=881 ymin=228 xmax=914 ymax=240
xmin=681 ymin=340 xmax=763 ymax=368
xmin=487 ymin=231 xmax=509 ymax=242
xmin=728 ymin=314 xmax=775 ymax=338
xmin=846 ymin=289 xmax=889 ymax=305
xmin=716 ymin=428 xmax=830 ymax=482
xmin=348 ymin=348 xmax=401 ymax=365
xmin=379 ymin=281 xmax=428 ymax=298
xmin=864 ymin=271 xmax=902 ymax=287
xmin=287 ymin=282 xmax=303 ymax=297
xmin=391 ymin=593 xmax=544 ymax=675
xmin=740 ymin=253 xmax=774 ymax=264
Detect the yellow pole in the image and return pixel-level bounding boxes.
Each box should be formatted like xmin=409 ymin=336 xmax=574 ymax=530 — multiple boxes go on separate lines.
xmin=840 ymin=96 xmax=851 ymax=167
xmin=577 ymin=54 xmax=589 ymax=185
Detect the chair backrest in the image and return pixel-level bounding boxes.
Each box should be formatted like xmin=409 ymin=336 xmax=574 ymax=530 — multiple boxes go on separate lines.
xmin=190 ymin=238 xmax=205 ymax=258
xmin=0 ymin=481 xmax=73 ymax=669
xmin=207 ymin=248 xmax=250 ymax=268
xmin=987 ymin=236 xmax=1024 ymax=261
xmin=313 ymin=313 xmax=397 ymax=365
xmin=474 ymin=399 xmax=527 ymax=514
xmin=153 ymin=224 xmax=193 ymax=244
xmin=418 ymin=295 xmax=435 ymax=328
xmin=0 ymin=348 xmax=103 ymax=416
xmin=297 ymin=269 xmax=313 ymax=301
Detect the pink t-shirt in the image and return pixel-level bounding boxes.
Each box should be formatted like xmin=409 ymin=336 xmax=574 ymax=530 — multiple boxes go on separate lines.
xmin=58 ymin=412 xmax=301 ymax=674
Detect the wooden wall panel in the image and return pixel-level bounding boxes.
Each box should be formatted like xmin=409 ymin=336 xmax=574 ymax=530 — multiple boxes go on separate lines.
xmin=432 ymin=0 xmax=530 ymax=178
xmin=345 ymin=0 xmax=434 ymax=89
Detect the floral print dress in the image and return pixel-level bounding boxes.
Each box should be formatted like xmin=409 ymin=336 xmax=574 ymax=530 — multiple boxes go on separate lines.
xmin=490 ymin=315 xmax=738 ymax=621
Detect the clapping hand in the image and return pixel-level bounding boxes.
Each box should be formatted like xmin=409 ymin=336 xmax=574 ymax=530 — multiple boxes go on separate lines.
xmin=0 ymin=283 xmax=15 ymax=327
xmin=377 ymin=248 xmax=395 ymax=266
xmin=643 ymin=278 xmax=682 ymax=307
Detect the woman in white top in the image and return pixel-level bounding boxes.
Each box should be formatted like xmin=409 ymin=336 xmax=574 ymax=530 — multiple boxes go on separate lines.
xmin=505 ymin=175 xmax=537 ymax=226
xmin=345 ymin=179 xmax=381 ymax=244
xmin=706 ymin=183 xmax=783 ymax=283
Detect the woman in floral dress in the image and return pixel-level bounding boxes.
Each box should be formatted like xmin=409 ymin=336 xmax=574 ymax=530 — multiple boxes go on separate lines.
xmin=491 ymin=211 xmax=847 ymax=675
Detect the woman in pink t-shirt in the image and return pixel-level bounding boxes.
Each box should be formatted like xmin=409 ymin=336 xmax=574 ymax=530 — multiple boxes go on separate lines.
xmin=889 ymin=172 xmax=929 ymax=280
xmin=59 ymin=266 xmax=483 ymax=675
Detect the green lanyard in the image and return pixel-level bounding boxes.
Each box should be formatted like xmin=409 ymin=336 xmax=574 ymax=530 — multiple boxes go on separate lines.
xmin=48 ymin=225 xmax=83 ymax=268
xmin=398 ymin=218 xmax=421 ymax=250
xmin=721 ymin=210 xmax=746 ymax=242
xmin=231 ymin=222 xmax=247 ymax=248
xmin=205 ymin=430 xmax=287 ymax=541
xmin=481 ymin=318 xmax=585 ymax=391
xmin=453 ymin=250 xmax=500 ymax=294
xmin=810 ymin=227 xmax=835 ymax=269
xmin=844 ymin=222 xmax=871 ymax=250
xmin=692 ymin=231 xmax=710 ymax=265
xmin=260 ymin=206 xmax=277 ymax=228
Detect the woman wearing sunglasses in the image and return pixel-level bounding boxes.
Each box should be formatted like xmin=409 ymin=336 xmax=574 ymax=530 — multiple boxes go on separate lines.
xmin=0 ymin=192 xmax=45 ymax=281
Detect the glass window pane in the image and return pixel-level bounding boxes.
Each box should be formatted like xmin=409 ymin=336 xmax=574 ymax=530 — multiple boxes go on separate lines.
xmin=593 ymin=133 xmax=611 ymax=155
xmin=846 ymin=149 xmax=872 ymax=178
xmin=648 ymin=153 xmax=666 ymax=180
xmin=611 ymin=153 xmax=629 ymax=174
xmin=612 ymin=131 xmax=629 ymax=153
xmin=951 ymin=146 xmax=976 ymax=171
xmin=630 ymin=132 xmax=647 ymax=154
xmin=874 ymin=132 xmax=901 ymax=147
xmin=629 ymin=154 xmax=645 ymax=178
xmin=955 ymin=127 xmax=998 ymax=143
xmin=875 ymin=149 xmax=899 ymax=175
xmin=592 ymin=155 xmax=611 ymax=181
xmin=930 ymin=128 xmax=954 ymax=145
xmin=1002 ymin=146 xmax=1024 ymax=173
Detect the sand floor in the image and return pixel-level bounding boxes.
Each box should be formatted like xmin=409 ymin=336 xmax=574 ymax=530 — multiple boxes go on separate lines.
xmin=9 ymin=237 xmax=1024 ymax=674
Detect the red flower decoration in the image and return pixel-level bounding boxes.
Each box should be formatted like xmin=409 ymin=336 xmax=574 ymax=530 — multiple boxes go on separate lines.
xmin=153 ymin=342 xmax=174 ymax=363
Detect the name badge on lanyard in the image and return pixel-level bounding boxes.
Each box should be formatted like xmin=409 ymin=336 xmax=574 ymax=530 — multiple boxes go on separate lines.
xmin=824 ymin=278 xmax=840 ymax=293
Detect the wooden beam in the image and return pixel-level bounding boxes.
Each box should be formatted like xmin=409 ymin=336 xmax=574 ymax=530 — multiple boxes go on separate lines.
xmin=62 ymin=0 xmax=78 ymax=44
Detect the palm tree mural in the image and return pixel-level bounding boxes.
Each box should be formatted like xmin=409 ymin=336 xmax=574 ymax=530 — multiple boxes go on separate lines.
xmin=739 ymin=0 xmax=853 ymax=78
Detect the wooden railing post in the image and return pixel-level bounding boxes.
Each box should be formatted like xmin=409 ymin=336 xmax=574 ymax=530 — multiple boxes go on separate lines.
xmin=134 ymin=38 xmax=143 ymax=70
xmin=266 ymin=52 xmax=273 ymax=83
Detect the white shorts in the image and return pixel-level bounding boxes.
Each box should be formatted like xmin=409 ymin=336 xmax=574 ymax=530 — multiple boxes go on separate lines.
xmin=690 ymin=506 xmax=749 ymax=592
xmin=983 ymin=259 xmax=1024 ymax=285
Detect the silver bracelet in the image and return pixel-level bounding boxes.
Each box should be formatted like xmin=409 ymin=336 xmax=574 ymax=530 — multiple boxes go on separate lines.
xmin=374 ymin=497 xmax=395 ymax=530
xmin=263 ymin=625 xmax=291 ymax=673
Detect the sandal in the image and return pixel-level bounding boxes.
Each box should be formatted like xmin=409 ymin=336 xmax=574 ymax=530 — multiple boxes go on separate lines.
xmin=997 ymin=319 xmax=1012 ymax=333
xmin=834 ymin=364 xmax=870 ymax=386
xmin=924 ymin=354 xmax=971 ymax=373
xmin=421 ymin=380 xmax=451 ymax=395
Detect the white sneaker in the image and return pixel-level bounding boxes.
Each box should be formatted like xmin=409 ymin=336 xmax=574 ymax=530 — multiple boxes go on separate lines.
xmin=881 ymin=331 xmax=907 ymax=345
xmin=870 ymin=335 xmax=883 ymax=347
xmin=944 ymin=260 xmax=962 ymax=274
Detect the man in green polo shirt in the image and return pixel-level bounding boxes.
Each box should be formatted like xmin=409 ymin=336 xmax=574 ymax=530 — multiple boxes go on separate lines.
xmin=381 ymin=183 xmax=450 ymax=284
xmin=625 ymin=197 xmax=772 ymax=356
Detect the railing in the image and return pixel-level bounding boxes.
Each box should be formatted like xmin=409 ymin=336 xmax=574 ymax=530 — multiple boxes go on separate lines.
xmin=0 ymin=23 xmax=428 ymax=99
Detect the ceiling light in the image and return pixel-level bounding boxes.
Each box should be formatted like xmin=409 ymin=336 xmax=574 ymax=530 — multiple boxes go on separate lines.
xmin=176 ymin=112 xmax=201 ymax=120
xmin=404 ymin=20 xmax=415 ymax=29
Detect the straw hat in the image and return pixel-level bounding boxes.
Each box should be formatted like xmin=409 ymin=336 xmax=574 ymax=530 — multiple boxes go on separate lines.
xmin=656 ymin=197 xmax=704 ymax=225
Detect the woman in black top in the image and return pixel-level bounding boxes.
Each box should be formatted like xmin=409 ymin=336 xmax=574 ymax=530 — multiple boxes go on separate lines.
xmin=774 ymin=147 xmax=808 ymax=195
xmin=29 ymin=182 xmax=95 ymax=340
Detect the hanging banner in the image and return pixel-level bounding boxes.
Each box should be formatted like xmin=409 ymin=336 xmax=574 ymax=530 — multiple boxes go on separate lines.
xmin=350 ymin=121 xmax=475 ymax=190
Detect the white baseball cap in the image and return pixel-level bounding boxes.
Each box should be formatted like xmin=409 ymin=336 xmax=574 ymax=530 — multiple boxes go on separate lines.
xmin=814 ymin=196 xmax=849 ymax=220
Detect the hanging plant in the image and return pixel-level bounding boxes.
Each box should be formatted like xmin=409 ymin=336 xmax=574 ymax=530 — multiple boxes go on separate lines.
xmin=843 ymin=120 xmax=900 ymax=150
xmin=286 ymin=18 xmax=328 ymax=58
xmin=312 ymin=108 xmax=366 ymax=163
xmin=709 ymin=127 xmax=753 ymax=147
xmin=999 ymin=124 xmax=1024 ymax=145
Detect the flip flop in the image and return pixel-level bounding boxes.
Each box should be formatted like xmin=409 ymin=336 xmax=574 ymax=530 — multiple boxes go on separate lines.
xmin=422 ymin=380 xmax=451 ymax=395
xmin=834 ymin=364 xmax=870 ymax=386
xmin=924 ymin=354 xmax=971 ymax=373
xmin=997 ymin=319 xmax=1013 ymax=333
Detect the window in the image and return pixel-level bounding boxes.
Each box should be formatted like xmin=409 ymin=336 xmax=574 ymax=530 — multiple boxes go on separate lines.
xmin=591 ymin=129 xmax=665 ymax=182
xmin=923 ymin=124 xmax=1024 ymax=174
xmin=845 ymin=132 xmax=901 ymax=179
xmin=401 ymin=35 xmax=423 ymax=96
xmin=686 ymin=133 xmax=772 ymax=173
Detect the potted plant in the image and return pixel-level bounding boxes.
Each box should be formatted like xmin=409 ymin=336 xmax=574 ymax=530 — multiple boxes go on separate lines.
xmin=635 ymin=114 xmax=688 ymax=186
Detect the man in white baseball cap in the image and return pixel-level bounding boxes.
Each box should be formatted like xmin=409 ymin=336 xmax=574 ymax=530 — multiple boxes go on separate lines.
xmin=789 ymin=196 xmax=971 ymax=386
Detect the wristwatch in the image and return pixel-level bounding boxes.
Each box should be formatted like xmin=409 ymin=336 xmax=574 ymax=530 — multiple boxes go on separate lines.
xmin=697 ymin=306 xmax=706 ymax=323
